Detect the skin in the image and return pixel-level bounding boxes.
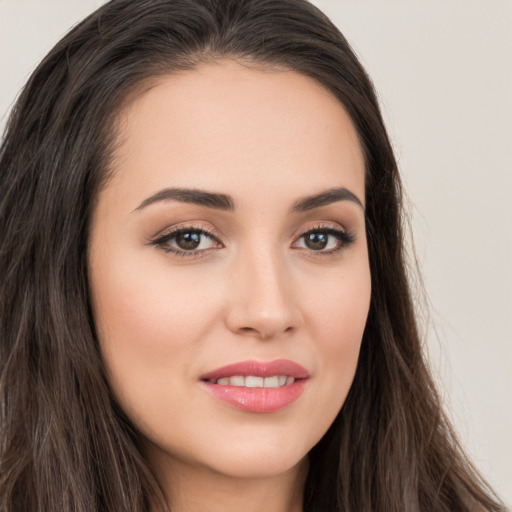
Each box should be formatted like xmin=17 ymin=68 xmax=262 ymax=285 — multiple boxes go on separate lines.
xmin=88 ymin=59 xmax=371 ymax=512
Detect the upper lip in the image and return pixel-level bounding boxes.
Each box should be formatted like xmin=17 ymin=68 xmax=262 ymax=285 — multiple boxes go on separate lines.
xmin=200 ymin=359 xmax=309 ymax=381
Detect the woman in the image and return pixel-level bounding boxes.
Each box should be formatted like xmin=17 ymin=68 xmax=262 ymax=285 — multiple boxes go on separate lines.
xmin=0 ymin=0 xmax=507 ymax=511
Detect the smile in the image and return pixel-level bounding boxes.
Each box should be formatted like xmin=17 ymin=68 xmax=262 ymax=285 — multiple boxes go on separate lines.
xmin=200 ymin=359 xmax=309 ymax=413
xmin=209 ymin=375 xmax=296 ymax=387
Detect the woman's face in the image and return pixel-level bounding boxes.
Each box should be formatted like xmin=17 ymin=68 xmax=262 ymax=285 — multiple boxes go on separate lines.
xmin=88 ymin=60 xmax=370 ymax=482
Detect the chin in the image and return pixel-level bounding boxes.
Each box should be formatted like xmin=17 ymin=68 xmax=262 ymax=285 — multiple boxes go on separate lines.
xmin=199 ymin=457 xmax=308 ymax=483
xmin=146 ymin=428 xmax=311 ymax=482
xmin=209 ymin=448 xmax=307 ymax=480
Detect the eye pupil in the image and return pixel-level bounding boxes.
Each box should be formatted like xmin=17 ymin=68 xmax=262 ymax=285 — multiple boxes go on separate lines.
xmin=305 ymin=232 xmax=328 ymax=250
xmin=176 ymin=232 xmax=201 ymax=250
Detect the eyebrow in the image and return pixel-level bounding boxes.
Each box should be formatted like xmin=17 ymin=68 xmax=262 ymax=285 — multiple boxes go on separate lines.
xmin=133 ymin=186 xmax=363 ymax=213
xmin=134 ymin=188 xmax=235 ymax=212
xmin=291 ymin=187 xmax=364 ymax=212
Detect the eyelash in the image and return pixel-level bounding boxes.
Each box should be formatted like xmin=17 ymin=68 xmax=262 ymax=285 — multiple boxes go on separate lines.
xmin=150 ymin=225 xmax=221 ymax=258
xmin=295 ymin=224 xmax=356 ymax=255
xmin=150 ymin=223 xmax=356 ymax=259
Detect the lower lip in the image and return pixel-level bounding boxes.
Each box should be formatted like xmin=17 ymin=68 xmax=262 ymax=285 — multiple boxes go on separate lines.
xmin=200 ymin=379 xmax=307 ymax=413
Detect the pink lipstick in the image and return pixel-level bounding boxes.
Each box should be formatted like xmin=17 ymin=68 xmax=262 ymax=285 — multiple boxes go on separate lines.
xmin=199 ymin=359 xmax=309 ymax=413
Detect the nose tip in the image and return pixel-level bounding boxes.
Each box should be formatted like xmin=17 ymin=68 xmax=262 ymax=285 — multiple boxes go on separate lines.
xmin=228 ymin=310 xmax=297 ymax=341
xmin=224 ymin=254 xmax=301 ymax=341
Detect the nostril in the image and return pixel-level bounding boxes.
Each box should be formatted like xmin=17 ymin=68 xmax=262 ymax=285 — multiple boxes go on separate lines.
xmin=236 ymin=325 xmax=295 ymax=340
xmin=239 ymin=327 xmax=257 ymax=334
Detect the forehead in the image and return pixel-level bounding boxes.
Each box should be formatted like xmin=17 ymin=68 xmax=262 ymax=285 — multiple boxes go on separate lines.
xmin=106 ymin=59 xmax=365 ymax=209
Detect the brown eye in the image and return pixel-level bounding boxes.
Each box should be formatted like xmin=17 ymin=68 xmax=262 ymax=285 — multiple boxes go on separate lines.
xmin=294 ymin=226 xmax=355 ymax=254
xmin=304 ymin=232 xmax=329 ymax=250
xmin=151 ymin=227 xmax=220 ymax=255
xmin=175 ymin=232 xmax=202 ymax=250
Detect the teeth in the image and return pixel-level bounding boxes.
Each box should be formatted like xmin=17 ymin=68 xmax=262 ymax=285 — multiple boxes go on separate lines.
xmin=245 ymin=376 xmax=263 ymax=387
xmin=229 ymin=375 xmax=245 ymax=386
xmin=213 ymin=375 xmax=295 ymax=388
xmin=263 ymin=376 xmax=278 ymax=387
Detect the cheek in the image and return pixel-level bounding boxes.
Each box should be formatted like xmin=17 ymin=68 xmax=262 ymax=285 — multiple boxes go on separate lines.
xmin=301 ymin=258 xmax=371 ymax=418
xmin=89 ymin=252 xmax=221 ymax=403
xmin=304 ymin=253 xmax=371 ymax=349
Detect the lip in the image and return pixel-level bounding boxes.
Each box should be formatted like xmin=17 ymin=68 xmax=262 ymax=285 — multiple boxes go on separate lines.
xmin=199 ymin=359 xmax=309 ymax=413
xmin=200 ymin=359 xmax=309 ymax=381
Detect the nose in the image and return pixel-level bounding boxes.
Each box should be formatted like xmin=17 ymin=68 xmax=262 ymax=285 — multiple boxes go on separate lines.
xmin=224 ymin=248 xmax=302 ymax=340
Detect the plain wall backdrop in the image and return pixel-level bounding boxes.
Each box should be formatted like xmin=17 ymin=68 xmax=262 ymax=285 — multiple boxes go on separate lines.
xmin=1 ymin=0 xmax=511 ymax=505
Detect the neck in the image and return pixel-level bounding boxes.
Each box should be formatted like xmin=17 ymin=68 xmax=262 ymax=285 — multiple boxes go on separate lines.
xmin=149 ymin=453 xmax=308 ymax=512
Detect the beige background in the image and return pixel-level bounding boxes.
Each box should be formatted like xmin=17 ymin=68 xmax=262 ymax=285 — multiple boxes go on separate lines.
xmin=1 ymin=0 xmax=511 ymax=505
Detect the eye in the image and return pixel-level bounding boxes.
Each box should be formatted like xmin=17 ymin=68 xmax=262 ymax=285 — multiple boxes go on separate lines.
xmin=293 ymin=225 xmax=355 ymax=254
xmin=150 ymin=226 xmax=222 ymax=256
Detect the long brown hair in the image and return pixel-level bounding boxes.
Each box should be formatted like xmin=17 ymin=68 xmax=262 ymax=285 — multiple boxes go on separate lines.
xmin=0 ymin=1 xmax=506 ymax=511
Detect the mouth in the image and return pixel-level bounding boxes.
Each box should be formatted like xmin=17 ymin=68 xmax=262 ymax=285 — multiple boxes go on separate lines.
xmin=199 ymin=359 xmax=309 ymax=413
xmin=206 ymin=375 xmax=298 ymax=387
